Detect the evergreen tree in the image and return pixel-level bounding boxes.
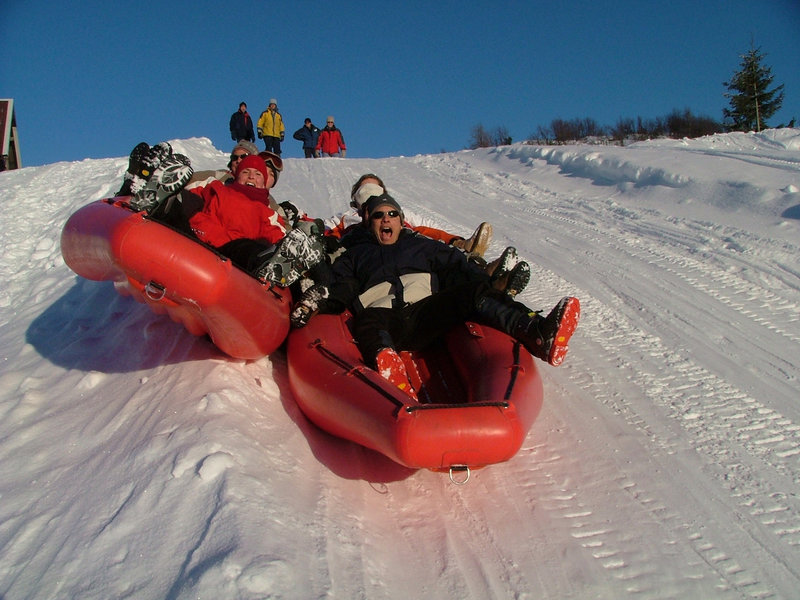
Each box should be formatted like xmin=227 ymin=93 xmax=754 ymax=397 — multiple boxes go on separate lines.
xmin=723 ymin=45 xmax=784 ymax=132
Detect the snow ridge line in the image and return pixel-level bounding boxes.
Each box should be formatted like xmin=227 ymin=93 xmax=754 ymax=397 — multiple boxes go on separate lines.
xmin=514 ymin=145 xmax=691 ymax=188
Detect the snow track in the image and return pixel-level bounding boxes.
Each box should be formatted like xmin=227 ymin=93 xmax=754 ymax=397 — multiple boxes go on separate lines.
xmin=406 ymin=142 xmax=800 ymax=598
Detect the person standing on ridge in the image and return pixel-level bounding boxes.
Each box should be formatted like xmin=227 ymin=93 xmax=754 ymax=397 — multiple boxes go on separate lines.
xmin=229 ymin=102 xmax=255 ymax=143
xmin=316 ymin=116 xmax=346 ymax=157
xmin=257 ymin=99 xmax=285 ymax=155
xmin=293 ymin=118 xmax=320 ymax=158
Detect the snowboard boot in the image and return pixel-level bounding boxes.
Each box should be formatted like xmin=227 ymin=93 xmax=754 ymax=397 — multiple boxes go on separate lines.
xmin=514 ymin=297 xmax=580 ymax=366
xmin=375 ymin=348 xmax=418 ymax=400
xmin=453 ymin=222 xmax=493 ymax=258
xmin=504 ymin=261 xmax=531 ymax=298
xmin=255 ymin=227 xmax=326 ymax=287
xmin=487 ymin=246 xmax=519 ymax=280
xmin=129 ymin=141 xmax=173 ymax=195
xmin=129 ymin=153 xmax=193 ymax=214
xmin=117 ymin=142 xmax=151 ymax=196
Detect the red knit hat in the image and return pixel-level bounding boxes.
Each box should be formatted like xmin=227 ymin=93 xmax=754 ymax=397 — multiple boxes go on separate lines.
xmin=235 ymin=154 xmax=269 ymax=182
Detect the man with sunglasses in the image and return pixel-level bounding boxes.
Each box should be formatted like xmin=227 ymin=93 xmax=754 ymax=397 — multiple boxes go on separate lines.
xmin=227 ymin=140 xmax=259 ymax=172
xmin=293 ymin=192 xmax=580 ymax=398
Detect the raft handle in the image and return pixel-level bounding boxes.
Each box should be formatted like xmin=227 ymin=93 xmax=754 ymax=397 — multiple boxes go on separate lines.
xmin=144 ymin=281 xmax=166 ymax=301
xmin=449 ymin=465 xmax=471 ymax=485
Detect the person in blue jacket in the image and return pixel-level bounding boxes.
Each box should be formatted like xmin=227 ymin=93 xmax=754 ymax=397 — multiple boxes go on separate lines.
xmin=292 ymin=118 xmax=320 ymax=158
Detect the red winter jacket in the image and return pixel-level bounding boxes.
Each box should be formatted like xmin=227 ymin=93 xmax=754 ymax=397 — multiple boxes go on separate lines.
xmin=188 ymin=180 xmax=285 ymax=248
xmin=316 ymin=126 xmax=346 ymax=154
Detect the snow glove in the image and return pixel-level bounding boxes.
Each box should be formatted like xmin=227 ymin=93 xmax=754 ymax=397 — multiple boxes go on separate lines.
xmin=290 ymin=284 xmax=329 ymax=328
xmin=279 ymin=201 xmax=301 ymax=229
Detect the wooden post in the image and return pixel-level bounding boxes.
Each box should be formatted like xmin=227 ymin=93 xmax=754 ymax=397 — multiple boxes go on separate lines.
xmin=0 ymin=99 xmax=22 ymax=171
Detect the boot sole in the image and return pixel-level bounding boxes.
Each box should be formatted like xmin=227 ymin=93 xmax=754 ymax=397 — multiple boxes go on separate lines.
xmin=506 ymin=262 xmax=530 ymax=297
xmin=548 ymin=297 xmax=581 ymax=366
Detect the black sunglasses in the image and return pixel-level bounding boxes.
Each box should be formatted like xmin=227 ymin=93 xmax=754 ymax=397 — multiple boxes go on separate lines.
xmin=370 ymin=210 xmax=400 ymax=220
xmin=230 ymin=153 xmax=249 ymax=161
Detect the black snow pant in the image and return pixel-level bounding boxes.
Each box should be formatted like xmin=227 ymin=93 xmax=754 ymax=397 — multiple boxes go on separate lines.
xmin=352 ymin=281 xmax=531 ymax=368
xmin=263 ymin=136 xmax=282 ymax=155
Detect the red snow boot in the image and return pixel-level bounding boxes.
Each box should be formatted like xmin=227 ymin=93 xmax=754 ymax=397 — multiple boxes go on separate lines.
xmin=375 ymin=348 xmax=418 ymax=400
xmin=515 ymin=297 xmax=580 ymax=366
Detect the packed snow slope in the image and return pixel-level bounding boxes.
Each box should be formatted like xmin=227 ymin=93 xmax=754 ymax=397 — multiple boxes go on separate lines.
xmin=1 ymin=130 xmax=799 ymax=599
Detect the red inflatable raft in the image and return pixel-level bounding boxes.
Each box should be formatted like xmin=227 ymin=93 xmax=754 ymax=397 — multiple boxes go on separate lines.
xmin=60 ymin=198 xmax=291 ymax=360
xmin=287 ymin=311 xmax=544 ymax=475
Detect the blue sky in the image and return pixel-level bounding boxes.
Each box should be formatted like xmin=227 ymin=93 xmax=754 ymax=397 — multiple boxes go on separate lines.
xmin=2 ymin=0 xmax=798 ymax=167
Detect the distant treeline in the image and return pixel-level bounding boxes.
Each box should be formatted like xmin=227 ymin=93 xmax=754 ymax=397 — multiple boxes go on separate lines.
xmin=532 ymin=109 xmax=725 ymax=145
xmin=469 ymin=108 xmax=795 ymax=149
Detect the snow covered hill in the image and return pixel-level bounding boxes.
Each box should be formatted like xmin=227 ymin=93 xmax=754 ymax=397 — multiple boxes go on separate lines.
xmin=1 ymin=131 xmax=799 ymax=599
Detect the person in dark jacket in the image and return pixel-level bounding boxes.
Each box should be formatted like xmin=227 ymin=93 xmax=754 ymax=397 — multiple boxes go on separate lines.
xmin=229 ymin=102 xmax=255 ymax=143
xmin=292 ymin=192 xmax=580 ymax=397
xmin=292 ymin=118 xmax=320 ymax=158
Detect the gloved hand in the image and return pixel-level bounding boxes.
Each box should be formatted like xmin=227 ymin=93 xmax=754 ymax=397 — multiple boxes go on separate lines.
xmin=257 ymin=129 xmax=263 ymax=139
xmin=280 ymin=132 xmax=285 ymax=141
xmin=290 ymin=302 xmax=315 ymax=328
xmin=290 ymin=284 xmax=328 ymax=328
xmin=340 ymin=150 xmax=346 ymax=158
xmin=279 ymin=201 xmax=300 ymax=228
xmin=323 ymin=235 xmax=341 ymax=254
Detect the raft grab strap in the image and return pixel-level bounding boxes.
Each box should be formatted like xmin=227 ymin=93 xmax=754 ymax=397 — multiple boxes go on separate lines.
xmin=405 ymin=401 xmax=508 ymax=413
xmin=503 ymin=342 xmax=524 ymax=401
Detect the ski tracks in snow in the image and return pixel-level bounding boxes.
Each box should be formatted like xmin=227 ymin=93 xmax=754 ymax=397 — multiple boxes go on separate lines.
xmin=407 ymin=150 xmax=800 ymax=598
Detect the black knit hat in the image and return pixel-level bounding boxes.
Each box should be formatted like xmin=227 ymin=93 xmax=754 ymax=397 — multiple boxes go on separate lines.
xmin=363 ymin=192 xmax=403 ymax=218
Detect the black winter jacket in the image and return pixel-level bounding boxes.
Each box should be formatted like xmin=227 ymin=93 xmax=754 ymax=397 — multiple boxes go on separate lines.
xmin=323 ymin=228 xmax=487 ymax=314
xmin=229 ymin=111 xmax=255 ymax=142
